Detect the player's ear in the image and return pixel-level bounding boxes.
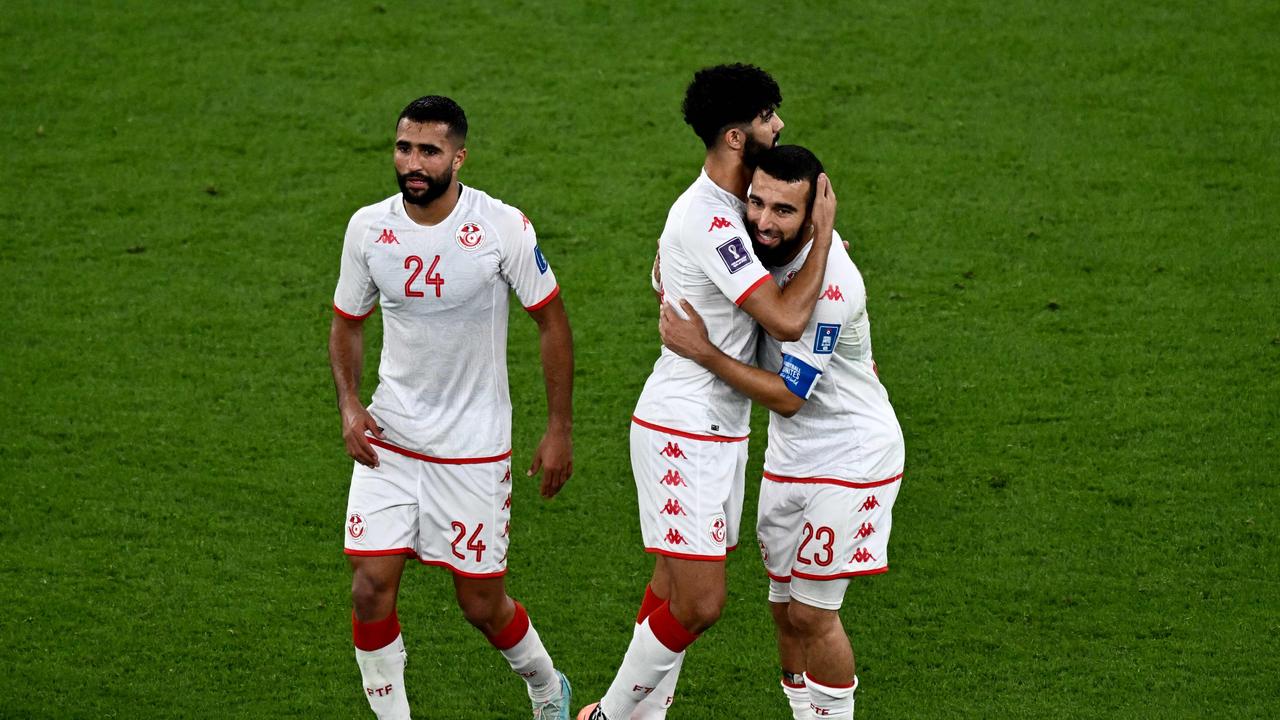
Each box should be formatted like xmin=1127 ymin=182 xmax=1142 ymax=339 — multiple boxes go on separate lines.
xmin=453 ymin=146 xmax=467 ymax=171
xmin=723 ymin=127 xmax=744 ymax=152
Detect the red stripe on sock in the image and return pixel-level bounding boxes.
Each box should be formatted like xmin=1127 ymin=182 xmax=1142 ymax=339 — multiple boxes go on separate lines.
xmin=804 ymin=672 xmax=857 ymax=690
xmin=647 ymin=602 xmax=699 ymax=653
xmin=488 ymin=600 xmax=530 ymax=650
xmin=352 ymin=610 xmax=401 ymax=652
xmin=636 ymin=585 xmax=664 ymax=625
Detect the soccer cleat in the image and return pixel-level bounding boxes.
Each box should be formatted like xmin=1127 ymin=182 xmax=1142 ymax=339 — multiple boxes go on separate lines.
xmin=575 ymin=701 xmax=606 ymax=720
xmin=533 ymin=671 xmax=572 ymax=720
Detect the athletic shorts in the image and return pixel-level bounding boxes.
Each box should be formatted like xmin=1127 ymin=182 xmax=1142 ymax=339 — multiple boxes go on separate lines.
xmin=343 ymin=438 xmax=513 ymax=578
xmin=758 ymin=470 xmax=902 ymax=608
xmin=631 ymin=418 xmax=748 ymax=560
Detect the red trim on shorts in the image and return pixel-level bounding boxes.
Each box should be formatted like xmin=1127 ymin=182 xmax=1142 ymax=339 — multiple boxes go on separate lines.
xmin=735 ymin=273 xmax=771 ymax=306
xmin=644 ymin=547 xmax=726 ymax=562
xmin=767 ymin=570 xmax=791 ymax=583
xmin=524 ymin=285 xmax=560 ymax=312
xmin=344 ymin=547 xmax=417 ymax=557
xmin=792 ymin=566 xmax=889 ymax=581
xmin=487 ymin=601 xmax=530 ymax=650
xmin=416 ymin=558 xmax=507 ymax=578
xmin=334 ymin=303 xmax=376 ymax=320
xmin=631 ymin=416 xmax=748 ymax=443
xmin=762 ymin=471 xmax=903 ymax=489
xmin=343 ymin=548 xmax=506 ymax=577
xmin=368 ymin=436 xmax=513 ymax=465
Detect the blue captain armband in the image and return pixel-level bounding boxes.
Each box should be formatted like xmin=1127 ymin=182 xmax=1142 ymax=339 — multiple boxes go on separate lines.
xmin=778 ymin=354 xmax=821 ymax=399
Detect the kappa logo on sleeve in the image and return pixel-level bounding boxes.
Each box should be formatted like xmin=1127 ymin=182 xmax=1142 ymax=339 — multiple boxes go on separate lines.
xmin=716 ymin=236 xmax=753 ymax=274
xmin=814 ymin=323 xmax=840 ymax=354
xmin=533 ymin=245 xmax=549 ymax=274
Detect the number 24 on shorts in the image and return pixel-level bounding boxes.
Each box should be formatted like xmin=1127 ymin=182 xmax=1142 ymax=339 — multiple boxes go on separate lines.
xmin=450 ymin=521 xmax=486 ymax=561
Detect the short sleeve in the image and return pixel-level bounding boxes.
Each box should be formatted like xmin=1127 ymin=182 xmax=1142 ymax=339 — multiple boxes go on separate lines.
xmin=333 ymin=214 xmax=378 ymax=319
xmin=498 ymin=208 xmax=559 ymax=311
xmin=683 ymin=211 xmax=771 ymax=306
xmin=776 ymin=270 xmax=855 ymax=399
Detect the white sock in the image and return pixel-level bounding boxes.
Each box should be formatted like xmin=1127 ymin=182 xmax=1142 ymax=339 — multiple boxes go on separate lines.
xmin=498 ymin=622 xmax=560 ymax=703
xmin=599 ymin=618 xmax=685 ymax=719
xmin=782 ymin=675 xmax=810 ymax=719
xmin=355 ymin=634 xmax=410 ymax=720
xmin=630 ymin=648 xmax=683 ymax=719
xmin=806 ymin=674 xmax=857 ymax=720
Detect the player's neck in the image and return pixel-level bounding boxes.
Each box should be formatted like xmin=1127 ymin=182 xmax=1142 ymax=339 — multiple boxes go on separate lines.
xmin=401 ymin=181 xmax=462 ymax=226
xmin=703 ymin=151 xmax=751 ymax=201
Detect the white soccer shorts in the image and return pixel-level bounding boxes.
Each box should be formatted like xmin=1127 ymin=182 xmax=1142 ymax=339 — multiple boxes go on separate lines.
xmin=631 ymin=418 xmax=748 ymax=560
xmin=343 ymin=439 xmax=513 ymax=577
xmin=758 ymin=470 xmax=902 ymax=610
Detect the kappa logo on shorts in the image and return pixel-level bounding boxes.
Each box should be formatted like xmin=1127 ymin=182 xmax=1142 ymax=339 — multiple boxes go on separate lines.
xmin=852 ymin=548 xmax=878 ymax=564
xmin=708 ymin=216 xmax=734 ymax=232
xmin=456 ymin=222 xmax=484 ymax=250
xmin=856 ymin=522 xmax=876 ymax=538
xmin=660 ymin=499 xmax=687 ymax=516
xmin=659 ymin=442 xmax=686 ymax=459
xmin=659 ymin=470 xmax=687 ymax=486
xmin=664 ymin=528 xmax=689 ymax=545
xmin=347 ymin=513 xmax=366 ymax=542
xmin=502 ymin=494 xmax=512 ymax=510
xmin=709 ymin=516 xmax=727 ymax=545
xmin=500 ymin=521 xmax=510 ymax=538
xmin=501 ymin=469 xmax=511 ymax=484
xmin=814 ymin=323 xmax=840 ymax=354
xmin=376 ymin=229 xmax=399 ymax=245
xmin=758 ymin=539 xmax=770 ymax=563
xmin=860 ymin=495 xmax=881 ymax=512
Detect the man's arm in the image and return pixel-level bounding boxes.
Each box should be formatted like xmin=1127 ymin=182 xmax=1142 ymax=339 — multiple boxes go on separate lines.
xmin=659 ymin=300 xmax=805 ymax=418
xmin=526 ymin=294 xmax=574 ymax=498
xmin=739 ymin=173 xmax=838 ymax=342
xmin=329 ymin=314 xmax=384 ymax=467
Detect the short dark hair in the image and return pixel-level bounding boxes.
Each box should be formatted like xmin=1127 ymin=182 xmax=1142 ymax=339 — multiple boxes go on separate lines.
xmin=682 ymin=64 xmax=782 ymax=148
xmin=397 ymin=95 xmax=468 ymax=144
xmin=756 ymin=145 xmax=825 ymax=213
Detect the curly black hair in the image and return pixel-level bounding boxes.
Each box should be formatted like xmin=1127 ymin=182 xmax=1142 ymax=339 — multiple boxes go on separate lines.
xmin=397 ymin=95 xmax=468 ymax=144
xmin=682 ymin=64 xmax=782 ymax=148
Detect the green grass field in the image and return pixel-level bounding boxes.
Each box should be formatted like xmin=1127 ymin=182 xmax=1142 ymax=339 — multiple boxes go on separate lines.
xmin=2 ymin=1 xmax=1277 ymax=717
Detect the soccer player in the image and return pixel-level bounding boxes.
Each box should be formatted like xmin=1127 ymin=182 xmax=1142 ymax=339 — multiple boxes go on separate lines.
xmin=578 ymin=65 xmax=837 ymax=720
xmin=329 ymin=95 xmax=575 ymax=720
xmin=658 ymin=145 xmax=905 ymax=720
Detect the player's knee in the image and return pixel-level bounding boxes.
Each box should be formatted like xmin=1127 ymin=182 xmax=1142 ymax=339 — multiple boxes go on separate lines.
xmin=351 ymin=570 xmax=397 ymax=619
xmin=455 ymin=590 xmax=505 ymax=632
xmin=787 ymin=600 xmax=838 ymax=638
xmin=670 ymin=591 xmax=725 ymax=633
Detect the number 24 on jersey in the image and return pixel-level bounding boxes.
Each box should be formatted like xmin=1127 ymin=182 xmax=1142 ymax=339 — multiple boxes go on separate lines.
xmin=404 ymin=255 xmax=445 ymax=298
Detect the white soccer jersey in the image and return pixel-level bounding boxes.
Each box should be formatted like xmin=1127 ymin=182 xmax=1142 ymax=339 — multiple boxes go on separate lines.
xmin=333 ymin=186 xmax=559 ymax=459
xmin=633 ymin=170 xmax=772 ymax=438
xmin=758 ymin=233 xmax=904 ymax=480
